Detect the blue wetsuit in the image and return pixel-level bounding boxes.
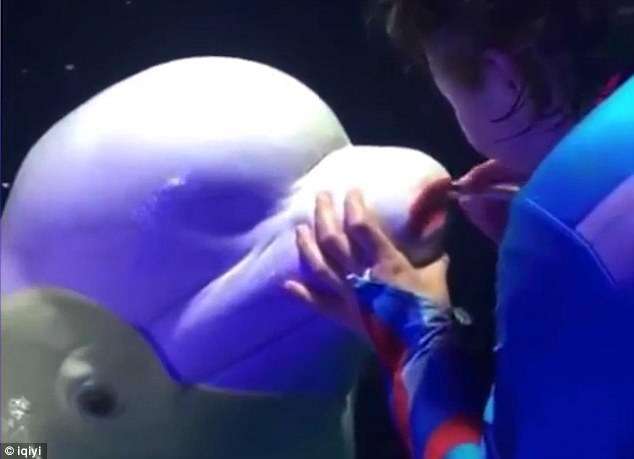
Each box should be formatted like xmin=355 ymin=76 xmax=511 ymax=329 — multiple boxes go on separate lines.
xmin=352 ymin=76 xmax=634 ymax=459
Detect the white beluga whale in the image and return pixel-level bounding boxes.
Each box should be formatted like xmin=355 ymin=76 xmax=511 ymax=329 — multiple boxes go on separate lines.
xmin=1 ymin=57 xmax=450 ymax=457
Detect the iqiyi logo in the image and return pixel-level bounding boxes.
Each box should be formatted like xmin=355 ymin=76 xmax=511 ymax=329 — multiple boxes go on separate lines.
xmin=1 ymin=443 xmax=46 ymax=459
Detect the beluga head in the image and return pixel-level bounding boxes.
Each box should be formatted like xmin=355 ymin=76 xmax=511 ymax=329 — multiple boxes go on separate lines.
xmin=1 ymin=57 xmax=450 ymax=458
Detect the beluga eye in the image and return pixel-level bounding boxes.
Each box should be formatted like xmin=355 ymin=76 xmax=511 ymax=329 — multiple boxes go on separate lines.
xmin=75 ymin=381 xmax=120 ymax=419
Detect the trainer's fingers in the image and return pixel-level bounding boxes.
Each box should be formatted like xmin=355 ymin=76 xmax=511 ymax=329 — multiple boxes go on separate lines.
xmin=343 ymin=190 xmax=397 ymax=265
xmin=283 ymin=279 xmax=345 ymax=317
xmin=455 ymin=159 xmax=526 ymax=192
xmin=295 ymin=224 xmax=349 ymax=296
xmin=283 ymin=280 xmax=320 ymax=305
xmin=314 ymin=192 xmax=358 ymax=274
xmin=456 ymin=159 xmax=502 ymax=183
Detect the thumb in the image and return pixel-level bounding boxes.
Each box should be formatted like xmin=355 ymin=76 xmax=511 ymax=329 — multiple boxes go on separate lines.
xmin=455 ymin=159 xmax=527 ymax=193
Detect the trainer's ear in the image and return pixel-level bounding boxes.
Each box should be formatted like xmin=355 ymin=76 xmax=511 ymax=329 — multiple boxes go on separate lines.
xmin=481 ymin=49 xmax=528 ymax=122
xmin=485 ymin=49 xmax=524 ymax=91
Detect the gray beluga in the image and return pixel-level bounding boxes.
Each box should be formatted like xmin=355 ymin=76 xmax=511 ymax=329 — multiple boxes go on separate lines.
xmin=1 ymin=288 xmax=354 ymax=459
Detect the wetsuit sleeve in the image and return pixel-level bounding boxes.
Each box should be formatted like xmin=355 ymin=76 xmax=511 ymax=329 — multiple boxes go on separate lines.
xmin=491 ymin=76 xmax=634 ymax=459
xmin=349 ymin=274 xmax=491 ymax=459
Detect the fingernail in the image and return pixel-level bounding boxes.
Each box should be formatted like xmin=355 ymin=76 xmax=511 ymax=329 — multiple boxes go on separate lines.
xmin=347 ymin=199 xmax=363 ymax=222
xmin=352 ymin=188 xmax=364 ymax=204
xmin=317 ymin=191 xmax=333 ymax=204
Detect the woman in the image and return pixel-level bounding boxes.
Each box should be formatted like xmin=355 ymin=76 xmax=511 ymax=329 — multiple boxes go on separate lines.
xmin=285 ymin=1 xmax=634 ymax=458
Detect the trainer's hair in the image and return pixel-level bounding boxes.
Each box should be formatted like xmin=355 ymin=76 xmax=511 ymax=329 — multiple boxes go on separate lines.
xmin=370 ymin=0 xmax=632 ymax=117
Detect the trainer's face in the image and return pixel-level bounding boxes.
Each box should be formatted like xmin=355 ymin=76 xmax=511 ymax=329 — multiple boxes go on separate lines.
xmin=425 ymin=43 xmax=563 ymax=175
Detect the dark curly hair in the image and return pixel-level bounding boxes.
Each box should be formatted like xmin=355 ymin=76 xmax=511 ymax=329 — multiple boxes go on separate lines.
xmin=370 ymin=0 xmax=633 ymax=118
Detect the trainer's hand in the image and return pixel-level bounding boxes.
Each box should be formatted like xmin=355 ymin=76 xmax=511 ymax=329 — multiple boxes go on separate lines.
xmin=284 ymin=189 xmax=450 ymax=336
xmin=454 ymin=159 xmax=528 ymax=244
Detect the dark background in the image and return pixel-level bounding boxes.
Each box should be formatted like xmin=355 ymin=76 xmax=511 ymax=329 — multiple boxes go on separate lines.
xmin=1 ymin=1 xmax=497 ymax=457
